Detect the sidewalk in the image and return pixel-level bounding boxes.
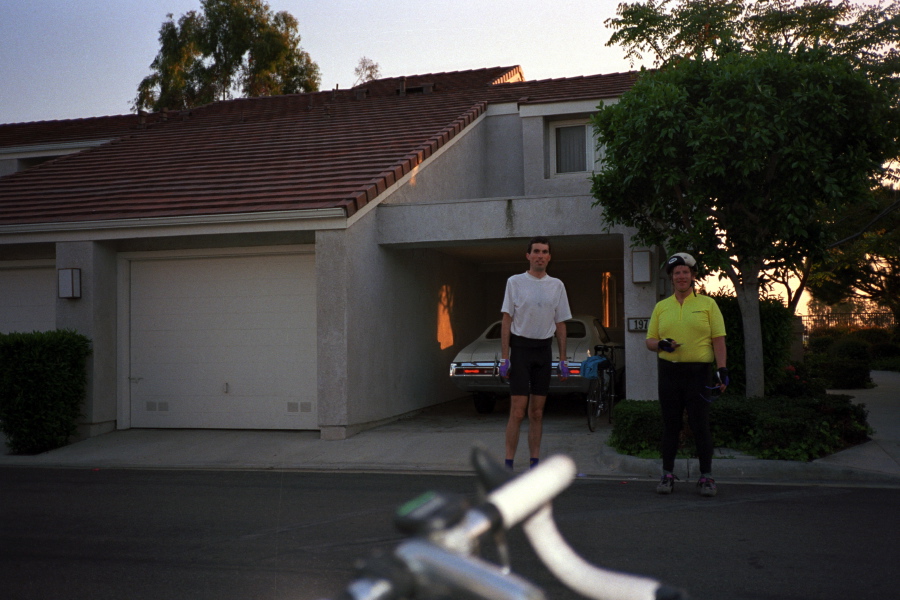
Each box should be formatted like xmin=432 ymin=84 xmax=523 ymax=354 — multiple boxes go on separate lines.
xmin=2 ymin=372 xmax=899 ymax=486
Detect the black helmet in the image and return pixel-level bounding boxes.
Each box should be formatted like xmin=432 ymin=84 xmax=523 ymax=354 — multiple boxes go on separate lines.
xmin=665 ymin=252 xmax=697 ymax=275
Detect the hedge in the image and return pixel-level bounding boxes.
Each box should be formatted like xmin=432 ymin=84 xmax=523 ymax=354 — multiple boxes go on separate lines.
xmin=0 ymin=330 xmax=92 ymax=454
xmin=610 ymin=393 xmax=870 ymax=462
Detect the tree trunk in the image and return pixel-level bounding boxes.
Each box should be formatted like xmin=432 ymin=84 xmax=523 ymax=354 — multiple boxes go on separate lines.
xmin=732 ymin=270 xmax=766 ymax=398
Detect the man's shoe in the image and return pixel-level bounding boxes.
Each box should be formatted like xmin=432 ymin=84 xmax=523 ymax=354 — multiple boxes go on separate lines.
xmin=697 ymin=476 xmax=717 ymax=497
xmin=656 ymin=473 xmax=675 ymax=494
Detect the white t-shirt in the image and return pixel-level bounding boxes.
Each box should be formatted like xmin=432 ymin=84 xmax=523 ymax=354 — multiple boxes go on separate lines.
xmin=501 ymin=272 xmax=572 ymax=340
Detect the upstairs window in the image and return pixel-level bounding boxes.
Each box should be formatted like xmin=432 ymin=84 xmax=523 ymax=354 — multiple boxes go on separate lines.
xmin=549 ymin=119 xmax=595 ymax=176
xmin=556 ymin=125 xmax=587 ymax=173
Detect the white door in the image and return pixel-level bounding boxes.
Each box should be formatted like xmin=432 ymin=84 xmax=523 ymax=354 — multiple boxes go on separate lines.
xmin=0 ymin=264 xmax=56 ymax=334
xmin=128 ymin=252 xmax=317 ymax=429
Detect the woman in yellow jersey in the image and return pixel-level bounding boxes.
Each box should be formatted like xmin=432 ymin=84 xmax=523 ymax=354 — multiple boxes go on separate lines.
xmin=646 ymin=253 xmax=729 ymax=497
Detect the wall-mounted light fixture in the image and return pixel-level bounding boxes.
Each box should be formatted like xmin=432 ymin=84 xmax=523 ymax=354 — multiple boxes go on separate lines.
xmin=632 ymin=250 xmax=652 ymax=283
xmin=58 ymin=268 xmax=81 ymax=299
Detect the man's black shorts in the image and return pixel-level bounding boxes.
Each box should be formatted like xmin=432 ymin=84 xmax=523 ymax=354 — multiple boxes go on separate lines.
xmin=509 ymin=335 xmax=553 ymax=396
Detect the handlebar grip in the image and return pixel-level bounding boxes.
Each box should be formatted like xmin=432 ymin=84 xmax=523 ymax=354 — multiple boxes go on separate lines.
xmin=486 ymin=454 xmax=576 ymax=529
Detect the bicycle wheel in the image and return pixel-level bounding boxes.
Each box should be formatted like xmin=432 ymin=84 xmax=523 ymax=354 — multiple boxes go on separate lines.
xmin=585 ymin=378 xmax=602 ymax=432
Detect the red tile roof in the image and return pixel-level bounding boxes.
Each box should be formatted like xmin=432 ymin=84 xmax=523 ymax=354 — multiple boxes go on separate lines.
xmin=0 ymin=113 xmax=163 ymax=148
xmin=0 ymin=67 xmax=638 ymax=227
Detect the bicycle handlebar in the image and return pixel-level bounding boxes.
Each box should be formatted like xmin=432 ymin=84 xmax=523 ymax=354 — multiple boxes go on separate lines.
xmin=326 ymin=448 xmax=687 ymax=600
xmin=523 ymin=505 xmax=683 ymax=600
xmin=486 ymin=454 xmax=575 ymax=528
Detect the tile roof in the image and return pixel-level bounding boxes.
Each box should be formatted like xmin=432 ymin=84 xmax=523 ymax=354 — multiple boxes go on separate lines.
xmin=0 ymin=113 xmax=163 ymax=149
xmin=0 ymin=67 xmax=638 ymax=227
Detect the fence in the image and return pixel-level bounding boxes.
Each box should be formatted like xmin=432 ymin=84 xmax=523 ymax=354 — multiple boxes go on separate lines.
xmin=801 ymin=313 xmax=896 ymax=332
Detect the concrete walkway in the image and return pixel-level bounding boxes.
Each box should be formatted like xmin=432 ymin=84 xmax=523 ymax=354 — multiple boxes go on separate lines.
xmin=2 ymin=372 xmax=899 ymax=486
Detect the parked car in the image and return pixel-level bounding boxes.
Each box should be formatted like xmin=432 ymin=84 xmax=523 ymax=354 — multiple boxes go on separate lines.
xmin=449 ymin=315 xmax=625 ymax=413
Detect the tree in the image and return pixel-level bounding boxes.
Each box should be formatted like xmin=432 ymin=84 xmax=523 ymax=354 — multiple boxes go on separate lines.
xmin=808 ymin=187 xmax=900 ymax=323
xmin=353 ymin=57 xmax=381 ymax=86
xmin=590 ymin=49 xmax=900 ymax=397
xmin=606 ymin=1 xmax=900 ymax=305
xmin=134 ymin=0 xmax=321 ymax=112
xmin=606 ymin=0 xmax=900 ymax=80
xmin=595 ymin=0 xmax=900 ymax=396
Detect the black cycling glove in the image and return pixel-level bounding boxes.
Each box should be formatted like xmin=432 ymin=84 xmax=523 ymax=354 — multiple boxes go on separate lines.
xmin=716 ymin=367 xmax=729 ymax=387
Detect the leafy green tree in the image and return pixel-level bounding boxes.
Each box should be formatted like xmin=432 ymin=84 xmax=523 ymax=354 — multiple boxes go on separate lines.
xmin=606 ymin=0 xmax=900 ymax=81
xmin=590 ymin=49 xmax=900 ymax=397
xmin=606 ymin=1 xmax=900 ymax=306
xmin=595 ymin=0 xmax=900 ymax=395
xmin=135 ymin=0 xmax=320 ymax=112
xmin=808 ymin=187 xmax=900 ymax=323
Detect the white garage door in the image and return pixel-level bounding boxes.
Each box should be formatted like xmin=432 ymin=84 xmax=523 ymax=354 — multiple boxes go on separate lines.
xmin=0 ymin=263 xmax=56 ymax=334
xmin=128 ymin=252 xmax=317 ymax=429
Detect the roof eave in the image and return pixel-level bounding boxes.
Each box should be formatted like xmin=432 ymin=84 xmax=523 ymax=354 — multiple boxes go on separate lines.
xmin=0 ymin=207 xmax=348 ymax=242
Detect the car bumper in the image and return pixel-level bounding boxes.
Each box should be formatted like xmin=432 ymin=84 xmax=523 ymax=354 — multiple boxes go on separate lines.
xmin=449 ymin=361 xmax=592 ymax=395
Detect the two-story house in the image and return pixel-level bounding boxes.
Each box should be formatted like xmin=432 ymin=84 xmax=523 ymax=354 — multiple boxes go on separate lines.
xmin=0 ymin=66 xmax=663 ymax=441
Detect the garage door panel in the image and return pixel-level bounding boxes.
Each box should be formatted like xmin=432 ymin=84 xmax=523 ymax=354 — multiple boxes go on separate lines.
xmin=129 ymin=253 xmax=316 ymax=430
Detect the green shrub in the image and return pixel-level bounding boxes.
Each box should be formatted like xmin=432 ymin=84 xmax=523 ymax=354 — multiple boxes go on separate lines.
xmin=807 ymin=326 xmax=850 ymax=354
xmin=872 ymin=356 xmax=900 ymax=372
xmin=813 ymin=358 xmax=871 ymax=389
xmin=769 ymin=363 xmax=828 ymax=397
xmin=812 ymin=394 xmax=871 ymax=446
xmin=806 ymin=335 xmax=835 ymax=354
xmin=870 ymin=342 xmax=900 ymax=359
xmin=708 ymin=395 xmax=756 ymax=449
xmin=609 ymin=393 xmax=871 ymax=462
xmin=745 ymin=395 xmax=870 ymax=460
xmin=829 ymin=337 xmax=871 ymax=361
xmin=608 ymin=400 xmax=663 ymax=457
xmin=0 ymin=330 xmax=92 ymax=455
xmin=850 ymin=328 xmax=891 ymax=346
xmin=804 ymin=334 xmax=873 ymax=389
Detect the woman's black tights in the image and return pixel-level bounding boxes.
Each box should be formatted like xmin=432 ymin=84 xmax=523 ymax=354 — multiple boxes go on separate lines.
xmin=657 ymin=360 xmax=714 ymax=474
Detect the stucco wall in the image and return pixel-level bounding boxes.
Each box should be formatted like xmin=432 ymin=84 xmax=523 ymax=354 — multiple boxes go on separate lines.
xmin=316 ymin=217 xmax=483 ymax=439
xmin=384 ymin=109 xmax=525 ymax=205
xmin=55 ymin=241 xmax=118 ymax=438
xmin=622 ymin=246 xmax=664 ymax=401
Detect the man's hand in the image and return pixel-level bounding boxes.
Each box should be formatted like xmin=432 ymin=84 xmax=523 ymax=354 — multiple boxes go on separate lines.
xmin=499 ymin=359 xmax=510 ymax=378
xmin=658 ymin=338 xmax=677 ymax=353
xmin=559 ymin=360 xmax=569 ymax=380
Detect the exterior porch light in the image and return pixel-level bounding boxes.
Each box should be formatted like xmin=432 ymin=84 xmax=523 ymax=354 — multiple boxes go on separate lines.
xmin=58 ymin=268 xmax=81 ymax=299
xmin=632 ymin=250 xmax=652 ymax=283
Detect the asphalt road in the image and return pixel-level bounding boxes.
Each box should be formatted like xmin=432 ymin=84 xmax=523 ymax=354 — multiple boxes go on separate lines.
xmin=1 ymin=468 xmax=896 ymax=600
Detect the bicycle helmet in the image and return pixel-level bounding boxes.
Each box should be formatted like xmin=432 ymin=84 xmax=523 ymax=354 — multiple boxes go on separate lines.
xmin=665 ymin=252 xmax=697 ymax=275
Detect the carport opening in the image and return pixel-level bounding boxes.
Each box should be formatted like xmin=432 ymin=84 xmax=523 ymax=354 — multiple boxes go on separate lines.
xmin=402 ymin=235 xmax=626 ymax=416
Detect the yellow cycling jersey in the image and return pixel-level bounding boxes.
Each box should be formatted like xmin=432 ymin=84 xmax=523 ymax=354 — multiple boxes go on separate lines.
xmin=647 ymin=293 xmax=726 ymax=363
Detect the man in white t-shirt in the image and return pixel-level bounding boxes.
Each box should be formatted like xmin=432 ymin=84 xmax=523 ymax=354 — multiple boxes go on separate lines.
xmin=499 ymin=236 xmax=572 ymax=470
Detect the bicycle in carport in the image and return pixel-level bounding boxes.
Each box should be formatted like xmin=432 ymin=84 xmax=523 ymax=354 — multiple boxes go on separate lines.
xmin=582 ymin=344 xmax=618 ymax=432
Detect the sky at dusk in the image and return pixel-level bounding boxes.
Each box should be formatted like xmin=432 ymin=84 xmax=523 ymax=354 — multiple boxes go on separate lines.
xmin=0 ymin=0 xmax=641 ymax=124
